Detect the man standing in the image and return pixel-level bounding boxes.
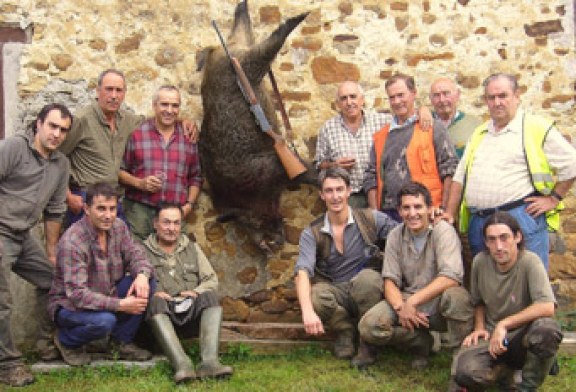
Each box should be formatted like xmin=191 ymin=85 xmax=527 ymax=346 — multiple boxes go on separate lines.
xmin=59 ymin=69 xmax=144 ymax=225
xmin=364 ymin=73 xmax=458 ymax=221
xmin=450 ymin=212 xmax=562 ymax=391
xmin=444 ymin=73 xmax=576 ymax=269
xmin=119 ymin=85 xmax=202 ymax=240
xmin=49 ymin=183 xmax=154 ymax=366
xmin=0 ymin=104 xmax=72 ymax=387
xmin=429 ymin=77 xmax=482 ymax=159
xmin=143 ymin=204 xmax=232 ymax=382
xmin=357 ymin=182 xmax=472 ymax=370
xmin=315 ymin=81 xmax=432 ymax=208
xmin=295 ymin=167 xmax=397 ymax=360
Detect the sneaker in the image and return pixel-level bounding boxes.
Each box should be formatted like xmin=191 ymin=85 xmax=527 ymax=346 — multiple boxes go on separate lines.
xmin=0 ymin=364 xmax=35 ymax=387
xmin=54 ymin=333 xmax=91 ymax=366
xmin=109 ymin=341 xmax=152 ymax=361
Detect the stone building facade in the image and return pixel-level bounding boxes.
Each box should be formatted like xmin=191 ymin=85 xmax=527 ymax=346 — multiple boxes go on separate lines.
xmin=1 ymin=1 xmax=575 ymax=345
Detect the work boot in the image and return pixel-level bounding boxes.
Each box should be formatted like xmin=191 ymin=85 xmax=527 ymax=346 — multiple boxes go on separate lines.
xmin=517 ymin=352 xmax=556 ymax=391
xmin=108 ymin=340 xmax=152 ymax=361
xmin=410 ymin=331 xmax=433 ymax=370
xmin=196 ymin=306 xmax=234 ymax=379
xmin=54 ymin=333 xmax=91 ymax=366
xmin=149 ymin=313 xmax=195 ymax=383
xmin=350 ymin=339 xmax=377 ymax=369
xmin=0 ymin=363 xmax=35 ymax=387
xmin=328 ymin=305 xmax=355 ymax=359
xmin=37 ymin=336 xmax=60 ymax=361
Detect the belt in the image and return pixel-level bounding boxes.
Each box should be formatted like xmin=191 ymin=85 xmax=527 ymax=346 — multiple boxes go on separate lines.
xmin=470 ymin=197 xmax=528 ymax=218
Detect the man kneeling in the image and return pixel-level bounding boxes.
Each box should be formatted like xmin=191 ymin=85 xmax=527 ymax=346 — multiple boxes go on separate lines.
xmin=143 ymin=204 xmax=232 ymax=383
xmin=357 ymin=182 xmax=472 ymax=369
xmin=449 ymin=211 xmax=562 ymax=391
xmin=49 ymin=183 xmax=153 ymax=366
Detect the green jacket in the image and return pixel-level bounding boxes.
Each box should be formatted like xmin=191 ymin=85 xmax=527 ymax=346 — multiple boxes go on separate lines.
xmin=143 ymin=234 xmax=218 ymax=296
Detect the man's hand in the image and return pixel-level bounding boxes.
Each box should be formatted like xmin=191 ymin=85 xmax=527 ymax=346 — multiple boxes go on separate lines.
xmin=302 ymin=309 xmax=325 ymax=336
xmin=462 ymin=329 xmax=490 ymax=347
xmin=127 ymin=273 xmax=150 ymax=299
xmin=417 ymin=106 xmax=433 ymax=130
xmin=335 ymin=157 xmax=356 ymax=171
xmin=154 ymin=291 xmax=173 ymax=301
xmin=180 ymin=290 xmax=199 ymax=298
xmin=182 ymin=120 xmax=200 ymax=143
xmin=525 ymin=195 xmax=559 ymax=218
xmin=396 ymin=299 xmax=429 ymax=332
xmin=439 ymin=211 xmax=455 ymax=224
xmin=488 ymin=323 xmax=508 ymax=359
xmin=67 ymin=193 xmax=84 ymax=215
xmin=118 ymin=296 xmax=148 ymax=315
xmin=139 ymin=176 xmax=163 ymax=193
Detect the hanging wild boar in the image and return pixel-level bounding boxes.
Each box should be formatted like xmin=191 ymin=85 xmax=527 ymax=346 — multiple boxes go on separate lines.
xmin=197 ymin=0 xmax=313 ymax=252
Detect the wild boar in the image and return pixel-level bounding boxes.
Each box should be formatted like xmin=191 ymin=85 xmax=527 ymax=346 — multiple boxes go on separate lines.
xmin=198 ymin=0 xmax=312 ymax=253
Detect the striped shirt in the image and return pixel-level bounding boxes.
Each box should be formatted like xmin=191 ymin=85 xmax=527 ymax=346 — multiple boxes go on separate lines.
xmin=48 ymin=216 xmax=153 ymax=319
xmin=121 ymin=119 xmax=202 ymax=206
xmin=314 ymin=111 xmax=392 ymax=192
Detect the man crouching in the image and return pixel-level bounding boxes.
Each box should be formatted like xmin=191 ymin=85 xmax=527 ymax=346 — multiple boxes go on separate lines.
xmin=49 ymin=182 xmax=153 ymax=365
xmin=295 ymin=167 xmax=397 ymax=360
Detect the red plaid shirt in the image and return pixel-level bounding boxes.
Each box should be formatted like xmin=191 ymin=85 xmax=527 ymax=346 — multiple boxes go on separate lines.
xmin=121 ymin=119 xmax=202 ymax=206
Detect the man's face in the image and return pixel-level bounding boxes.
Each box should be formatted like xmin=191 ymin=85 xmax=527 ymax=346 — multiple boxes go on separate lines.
xmin=154 ymin=207 xmax=182 ymax=245
xmin=430 ymin=79 xmax=460 ymax=121
xmin=386 ymin=80 xmax=416 ymax=122
xmin=153 ymin=89 xmax=181 ymax=129
xmin=97 ymin=72 xmax=126 ymax=116
xmin=336 ymin=82 xmax=364 ymax=121
xmin=319 ymin=177 xmax=351 ymax=214
xmin=484 ymin=223 xmax=521 ymax=271
xmin=484 ymin=77 xmax=520 ymax=129
xmin=35 ymin=109 xmax=71 ymax=156
xmin=398 ymin=194 xmax=431 ymax=235
xmin=84 ymin=195 xmax=118 ymax=233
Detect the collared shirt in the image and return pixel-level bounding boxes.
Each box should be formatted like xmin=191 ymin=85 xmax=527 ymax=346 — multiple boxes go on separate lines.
xmin=0 ymin=133 xmax=69 ymax=237
xmin=121 ymin=119 xmax=202 ymax=206
xmin=382 ymin=220 xmax=463 ymax=316
xmin=59 ymin=100 xmax=144 ymax=188
xmin=143 ymin=233 xmax=217 ymax=296
xmin=295 ymin=209 xmax=397 ymax=283
xmin=363 ymin=119 xmax=458 ymax=210
xmin=314 ymin=111 xmax=392 ymax=192
xmin=454 ymin=109 xmax=576 ymax=209
xmin=48 ymin=216 xmax=153 ymax=319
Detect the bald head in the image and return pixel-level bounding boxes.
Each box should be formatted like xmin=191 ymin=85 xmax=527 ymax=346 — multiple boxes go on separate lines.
xmin=335 ymin=81 xmax=365 ymax=121
xmin=429 ymin=78 xmax=461 ymax=121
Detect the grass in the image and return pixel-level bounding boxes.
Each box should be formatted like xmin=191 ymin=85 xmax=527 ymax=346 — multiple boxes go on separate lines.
xmin=6 ymin=345 xmax=576 ymax=391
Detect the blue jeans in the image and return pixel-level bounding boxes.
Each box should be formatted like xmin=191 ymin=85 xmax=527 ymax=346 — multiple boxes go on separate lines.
xmin=65 ymin=190 xmax=127 ymax=229
xmin=468 ymin=204 xmax=549 ymax=269
xmin=55 ymin=276 xmax=155 ymax=348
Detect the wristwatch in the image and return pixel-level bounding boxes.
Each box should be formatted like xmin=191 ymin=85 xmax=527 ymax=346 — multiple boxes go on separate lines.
xmin=138 ymin=270 xmax=151 ymax=279
xmin=187 ymin=200 xmax=197 ymax=209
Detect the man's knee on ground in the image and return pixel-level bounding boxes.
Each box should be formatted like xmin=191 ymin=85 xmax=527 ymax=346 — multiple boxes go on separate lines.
xmin=524 ymin=317 xmax=563 ymax=358
xmin=358 ymin=301 xmax=394 ymax=345
xmin=440 ymin=286 xmax=473 ymax=321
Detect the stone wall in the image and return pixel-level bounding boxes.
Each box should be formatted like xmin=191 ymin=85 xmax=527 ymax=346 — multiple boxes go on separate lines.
xmin=1 ymin=0 xmax=575 ymax=342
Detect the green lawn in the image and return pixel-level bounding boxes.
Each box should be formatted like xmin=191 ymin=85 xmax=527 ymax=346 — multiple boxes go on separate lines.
xmin=7 ymin=346 xmax=576 ymax=392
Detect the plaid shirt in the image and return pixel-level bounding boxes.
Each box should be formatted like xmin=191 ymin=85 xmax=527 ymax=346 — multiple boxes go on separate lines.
xmin=48 ymin=216 xmax=153 ymax=319
xmin=121 ymin=119 xmax=202 ymax=206
xmin=314 ymin=111 xmax=392 ymax=192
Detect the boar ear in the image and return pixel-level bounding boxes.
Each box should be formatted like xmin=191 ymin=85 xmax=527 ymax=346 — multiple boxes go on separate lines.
xmin=229 ymin=0 xmax=254 ymax=47
xmin=196 ymin=47 xmax=215 ymax=71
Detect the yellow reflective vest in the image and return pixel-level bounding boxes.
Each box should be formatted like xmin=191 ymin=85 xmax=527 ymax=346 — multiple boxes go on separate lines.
xmin=459 ymin=113 xmax=563 ymax=233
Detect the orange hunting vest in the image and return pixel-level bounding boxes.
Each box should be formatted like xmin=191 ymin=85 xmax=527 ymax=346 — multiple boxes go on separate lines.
xmin=373 ymin=123 xmax=443 ymax=208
